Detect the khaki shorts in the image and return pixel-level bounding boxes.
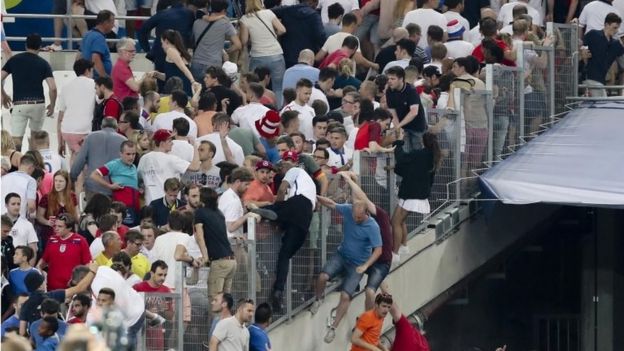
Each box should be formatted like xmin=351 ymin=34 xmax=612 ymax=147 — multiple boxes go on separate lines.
xmin=11 ymin=103 xmax=46 ymax=137
xmin=207 ymin=258 xmax=237 ymax=298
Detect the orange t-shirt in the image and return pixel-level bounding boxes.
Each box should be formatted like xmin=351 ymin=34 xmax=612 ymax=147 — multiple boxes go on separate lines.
xmin=242 ymin=179 xmax=275 ymax=203
xmin=351 ymin=310 xmax=384 ymax=351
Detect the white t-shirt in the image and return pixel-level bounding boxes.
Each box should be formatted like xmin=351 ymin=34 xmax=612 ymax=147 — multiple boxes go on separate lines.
xmin=152 ymin=231 xmax=193 ymax=288
xmin=579 ymin=0 xmax=624 ymax=36
xmin=318 ymin=0 xmax=359 ymax=24
xmin=152 ymin=110 xmax=198 ymax=142
xmin=91 ymin=266 xmax=145 ymax=327
xmin=10 ymin=217 xmax=38 ymax=246
xmin=138 ymin=151 xmax=190 ymax=203
xmin=90 ymin=237 xmax=104 ymax=258
xmin=218 ymin=188 xmax=244 ymax=239
xmin=443 ymin=11 xmax=471 ymax=41
xmin=322 ymin=31 xmax=361 ymax=54
xmin=196 ymin=133 xmax=245 ymax=166
xmin=282 ymin=167 xmax=316 ymax=207
xmin=445 ymin=40 xmax=476 ymax=59
xmin=239 ymin=10 xmax=283 ymax=57
xmin=498 ymin=1 xmax=543 ymax=26
xmin=85 ymin=0 xmax=119 ymax=33
xmin=511 ymin=0 xmax=545 ymax=23
xmin=281 ymin=101 xmax=316 ymax=141
xmin=211 ymin=316 xmax=250 ymax=351
xmin=308 ymin=87 xmax=329 ymax=109
xmin=58 ymin=76 xmax=95 ymax=134
xmin=327 ymin=146 xmax=353 ymax=168
xmin=402 ymin=9 xmax=448 ymax=49
xmin=171 ymin=140 xmax=195 ymax=163
xmin=383 ymin=58 xmax=411 ymax=73
xmin=39 ymin=149 xmax=68 ymax=174
xmin=469 ymin=25 xmax=483 ymax=46
xmin=346 ymin=126 xmax=358 ymax=150
xmin=231 ymin=102 xmax=270 ymax=137
xmin=0 ymin=172 xmax=36 ymax=217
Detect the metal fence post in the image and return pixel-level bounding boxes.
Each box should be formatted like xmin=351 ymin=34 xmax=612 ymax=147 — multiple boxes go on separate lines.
xmin=548 ymin=45 xmax=556 ymax=121
xmin=286 ymin=260 xmax=293 ymax=321
xmin=517 ymin=47 xmax=525 ymax=139
xmin=486 ymin=90 xmax=494 ymax=164
xmin=453 ymin=88 xmax=462 ymax=201
xmin=177 ymin=263 xmax=184 ymax=351
xmin=247 ymin=217 xmax=257 ymax=304
xmin=320 ymin=207 xmax=328 ymax=268
xmin=572 ymin=24 xmax=579 ymax=98
xmin=66 ymin=0 xmax=73 ymax=50
xmin=387 ymin=155 xmax=397 ymax=216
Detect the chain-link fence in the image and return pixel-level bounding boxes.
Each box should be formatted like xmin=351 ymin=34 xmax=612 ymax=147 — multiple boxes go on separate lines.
xmin=519 ymin=44 xmax=555 ymax=137
xmin=138 ymin=292 xmax=184 ymax=351
xmin=547 ymin=23 xmax=579 ymax=114
xmin=486 ymin=64 xmax=523 ymax=160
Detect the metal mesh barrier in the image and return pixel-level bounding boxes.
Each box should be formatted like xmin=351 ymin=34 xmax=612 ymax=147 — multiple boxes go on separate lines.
xmin=183 ymin=267 xmax=211 ymax=351
xmin=520 ymin=44 xmax=555 ymax=136
xmin=548 ymin=23 xmax=579 ymax=114
xmin=138 ymin=292 xmax=183 ymax=351
xmin=486 ymin=65 xmax=524 ymax=160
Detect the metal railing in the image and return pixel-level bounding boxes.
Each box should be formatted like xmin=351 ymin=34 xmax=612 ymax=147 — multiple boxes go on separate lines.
xmin=547 ymin=23 xmax=580 ymax=115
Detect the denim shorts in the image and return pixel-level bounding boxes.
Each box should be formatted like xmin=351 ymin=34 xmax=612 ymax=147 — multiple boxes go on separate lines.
xmin=365 ymin=262 xmax=390 ymax=291
xmin=322 ymin=253 xmax=364 ymax=298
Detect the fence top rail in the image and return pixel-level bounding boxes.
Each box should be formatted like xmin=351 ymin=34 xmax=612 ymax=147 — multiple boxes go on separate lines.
xmin=486 ymin=64 xmax=523 ymax=72
xmin=565 ymin=96 xmax=624 ymax=101
xmin=3 ymin=12 xmax=239 ymax=23
xmin=140 ymin=292 xmax=182 ymax=299
xmin=578 ymin=85 xmax=624 ymax=89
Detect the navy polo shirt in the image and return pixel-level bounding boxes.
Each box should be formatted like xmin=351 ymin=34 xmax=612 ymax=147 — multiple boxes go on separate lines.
xmin=584 ymin=29 xmax=624 ymax=84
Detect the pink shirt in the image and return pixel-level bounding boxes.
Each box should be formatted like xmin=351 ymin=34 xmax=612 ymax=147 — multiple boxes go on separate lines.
xmin=112 ymin=59 xmax=138 ymax=101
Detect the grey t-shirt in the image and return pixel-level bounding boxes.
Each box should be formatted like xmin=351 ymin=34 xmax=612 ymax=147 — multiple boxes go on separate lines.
xmin=191 ymin=17 xmax=236 ymax=68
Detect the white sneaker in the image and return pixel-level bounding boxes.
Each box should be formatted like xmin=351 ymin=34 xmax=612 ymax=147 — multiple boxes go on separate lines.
xmin=392 ymin=252 xmax=401 ymax=264
xmin=44 ymin=43 xmax=63 ymax=52
xmin=324 ymin=327 xmax=336 ymax=343
xmin=309 ymin=299 xmax=322 ymax=315
xmin=398 ymin=245 xmax=410 ymax=255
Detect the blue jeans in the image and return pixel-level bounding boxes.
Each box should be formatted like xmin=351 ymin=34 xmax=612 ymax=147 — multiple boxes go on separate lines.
xmin=322 ymin=253 xmax=364 ymax=298
xmin=365 ymin=262 xmax=390 ymax=291
xmin=249 ymin=54 xmax=286 ymax=107
xmin=403 ymin=129 xmax=425 ymax=152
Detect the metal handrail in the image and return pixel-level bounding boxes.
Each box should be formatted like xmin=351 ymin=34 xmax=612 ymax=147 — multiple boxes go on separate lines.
xmin=3 ymin=13 xmax=150 ymax=20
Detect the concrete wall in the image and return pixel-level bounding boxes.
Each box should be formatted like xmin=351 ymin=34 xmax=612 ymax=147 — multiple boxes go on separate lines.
xmin=267 ymin=203 xmax=559 ymax=351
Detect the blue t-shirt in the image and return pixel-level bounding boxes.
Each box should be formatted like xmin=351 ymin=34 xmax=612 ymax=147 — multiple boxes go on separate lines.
xmin=335 ymin=204 xmax=382 ymax=265
xmin=30 ymin=319 xmax=67 ymax=349
xmin=1 ymin=315 xmax=20 ymax=337
xmin=81 ymin=29 xmax=112 ymax=77
xmin=104 ymin=158 xmax=139 ymax=189
xmin=36 ymin=333 xmax=60 ymax=351
xmin=8 ymin=267 xmax=38 ymax=295
xmin=260 ymin=138 xmax=281 ymax=164
xmin=249 ymin=324 xmax=271 ymax=351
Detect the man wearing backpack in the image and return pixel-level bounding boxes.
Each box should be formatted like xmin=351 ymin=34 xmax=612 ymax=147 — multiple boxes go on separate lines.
xmin=93 ymin=76 xmax=123 ymax=131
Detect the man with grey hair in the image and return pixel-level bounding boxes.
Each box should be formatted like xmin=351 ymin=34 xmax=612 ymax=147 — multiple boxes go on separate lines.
xmin=282 ymin=49 xmax=320 ymax=95
xmin=71 ymin=117 xmax=127 ymax=201
xmin=94 ymin=231 xmax=122 ymax=266
xmin=113 ymin=38 xmax=143 ymax=101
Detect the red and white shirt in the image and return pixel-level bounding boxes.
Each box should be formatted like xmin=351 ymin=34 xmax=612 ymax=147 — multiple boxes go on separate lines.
xmin=42 ymin=233 xmax=91 ymax=290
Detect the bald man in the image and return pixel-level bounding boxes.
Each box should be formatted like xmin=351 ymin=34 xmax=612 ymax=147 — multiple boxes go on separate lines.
xmin=282 ymin=49 xmax=320 ymax=95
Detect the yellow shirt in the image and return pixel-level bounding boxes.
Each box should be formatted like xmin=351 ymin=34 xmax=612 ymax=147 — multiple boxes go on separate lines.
xmin=131 ymin=253 xmax=151 ymax=280
xmin=95 ymin=252 xmax=113 ymax=267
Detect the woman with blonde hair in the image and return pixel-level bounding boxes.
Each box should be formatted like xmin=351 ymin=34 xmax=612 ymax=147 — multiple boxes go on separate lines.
xmin=239 ymin=0 xmax=287 ymax=105
xmin=1 ymin=129 xmax=22 ymax=173
xmin=334 ymin=58 xmax=362 ymax=89
xmin=36 ymin=170 xmax=79 ymax=245
xmin=129 ymin=130 xmax=151 ymax=166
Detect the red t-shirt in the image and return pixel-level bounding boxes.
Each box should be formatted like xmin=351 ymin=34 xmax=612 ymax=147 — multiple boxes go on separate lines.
xmin=354 ymin=121 xmax=382 ymax=150
xmin=372 ymin=206 xmax=393 ymax=264
xmin=320 ymin=49 xmax=351 ymax=69
xmin=472 ymin=39 xmax=516 ymax=67
xmin=392 ymin=315 xmax=430 ymax=351
xmin=42 ymin=233 xmax=92 ymax=290
xmin=133 ymin=281 xmax=171 ymax=350
xmin=67 ymin=316 xmax=84 ymax=324
xmin=103 ymin=96 xmax=123 ymax=120
xmin=112 ymin=59 xmax=138 ymax=101
xmin=133 ymin=281 xmax=171 ymax=293
xmin=360 ymin=0 xmax=380 ymax=15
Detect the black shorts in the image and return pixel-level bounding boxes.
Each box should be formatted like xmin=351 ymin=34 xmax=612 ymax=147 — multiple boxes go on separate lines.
xmin=53 ymin=0 xmax=67 ymax=14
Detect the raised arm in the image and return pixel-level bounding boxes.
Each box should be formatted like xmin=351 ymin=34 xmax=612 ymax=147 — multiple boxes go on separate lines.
xmin=338 ymin=172 xmax=375 ymax=214
xmin=316 ymin=195 xmax=337 ymax=209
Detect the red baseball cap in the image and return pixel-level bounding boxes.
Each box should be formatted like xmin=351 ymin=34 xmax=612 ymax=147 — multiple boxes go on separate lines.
xmin=255 ymin=160 xmax=274 ymax=171
xmin=281 ymin=151 xmax=299 ymax=163
xmin=153 ymin=129 xmax=173 ymax=143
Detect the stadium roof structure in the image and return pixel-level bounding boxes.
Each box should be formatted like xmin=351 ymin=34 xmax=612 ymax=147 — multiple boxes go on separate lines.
xmin=480 ymin=101 xmax=624 ymax=208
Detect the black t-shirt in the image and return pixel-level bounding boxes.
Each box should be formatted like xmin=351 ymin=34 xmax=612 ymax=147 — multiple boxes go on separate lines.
xmin=2 ymin=52 xmax=53 ymax=101
xmin=19 ymin=290 xmax=66 ymax=324
xmin=194 ymin=207 xmax=233 ymax=260
xmin=375 ymin=45 xmax=397 ymax=73
xmin=207 ymin=85 xmax=242 ymax=116
xmin=461 ymin=0 xmax=489 ymax=29
xmin=385 ymin=83 xmax=426 ymax=132
xmin=584 ymin=29 xmax=624 ymax=84
xmin=2 ymin=236 xmax=16 ymax=271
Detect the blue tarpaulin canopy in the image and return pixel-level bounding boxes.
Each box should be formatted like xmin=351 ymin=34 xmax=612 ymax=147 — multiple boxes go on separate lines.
xmin=479 ymin=102 xmax=624 ymax=208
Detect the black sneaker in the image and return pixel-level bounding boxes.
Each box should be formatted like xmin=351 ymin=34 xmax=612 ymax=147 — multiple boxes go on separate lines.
xmin=271 ymin=290 xmax=283 ymax=313
xmin=250 ymin=207 xmax=278 ymax=221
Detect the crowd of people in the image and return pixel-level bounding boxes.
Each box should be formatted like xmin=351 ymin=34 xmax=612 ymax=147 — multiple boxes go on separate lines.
xmin=1 ymin=0 xmax=623 ymax=350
